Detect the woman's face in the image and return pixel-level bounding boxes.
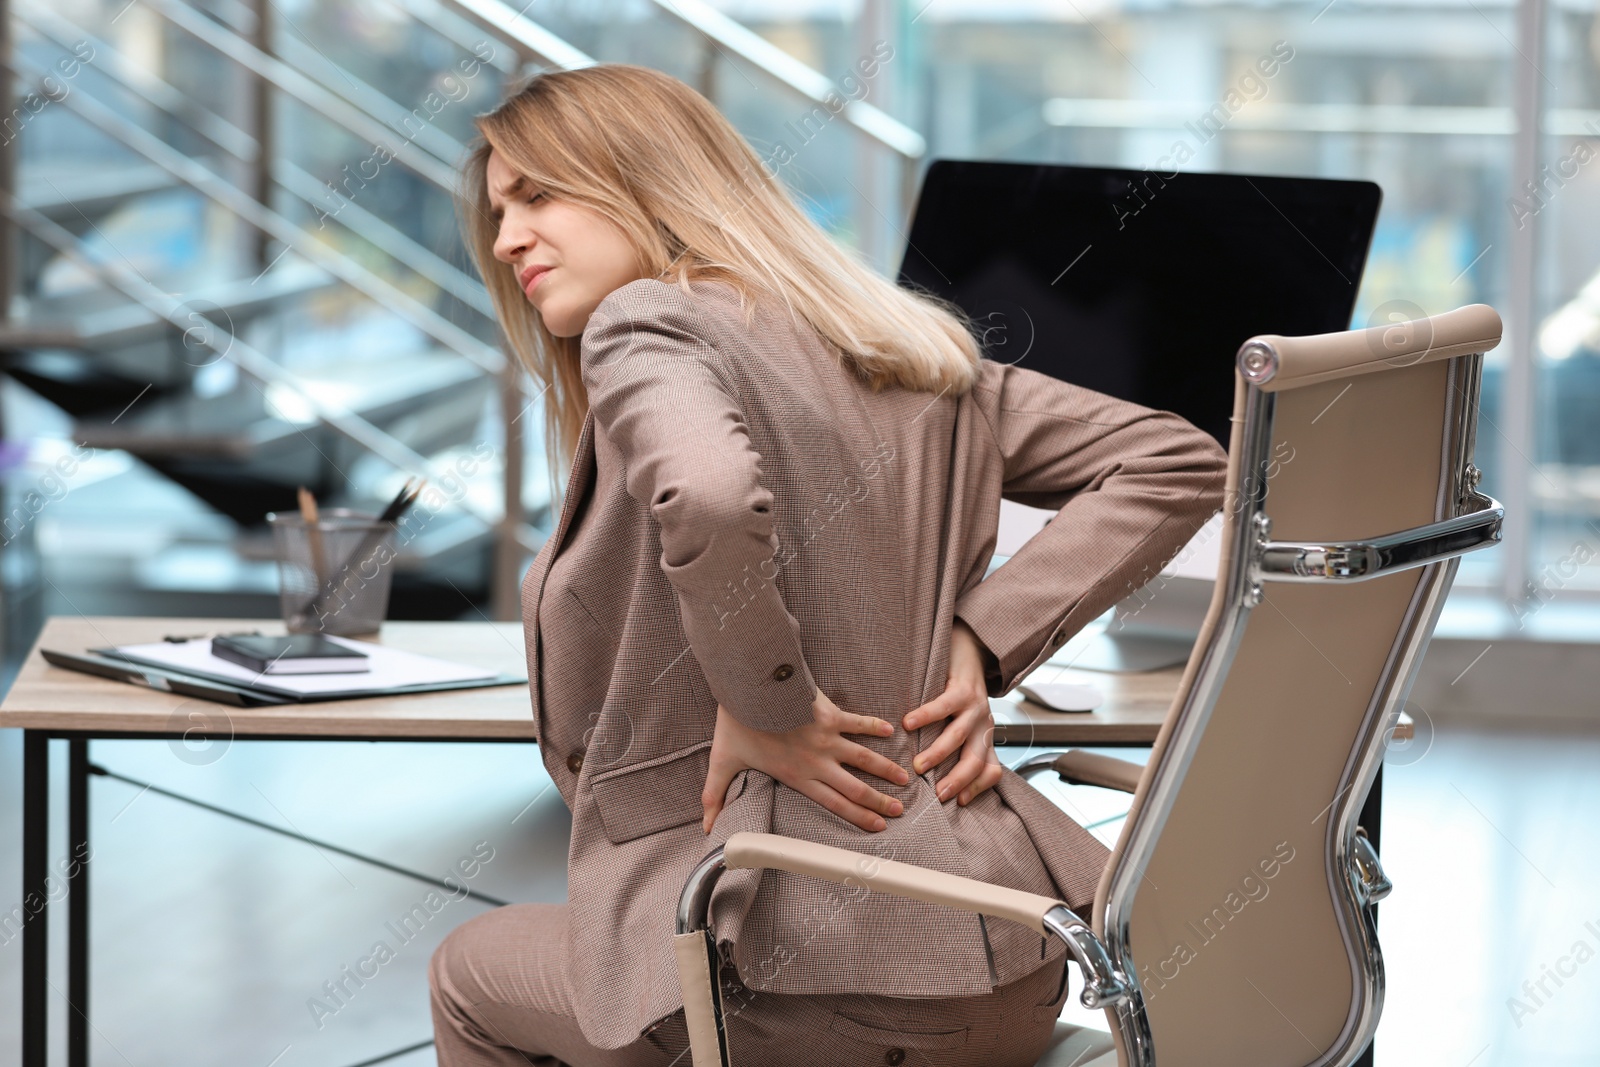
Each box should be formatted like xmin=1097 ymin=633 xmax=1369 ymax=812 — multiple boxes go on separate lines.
xmin=486 ymin=149 xmax=644 ymax=338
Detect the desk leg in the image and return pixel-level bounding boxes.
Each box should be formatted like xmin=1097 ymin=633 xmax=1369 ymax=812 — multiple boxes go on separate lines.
xmin=68 ymin=738 xmax=89 ymax=1067
xmin=22 ymin=731 xmax=48 ymax=1067
xmin=1352 ymin=766 xmax=1384 ymax=1067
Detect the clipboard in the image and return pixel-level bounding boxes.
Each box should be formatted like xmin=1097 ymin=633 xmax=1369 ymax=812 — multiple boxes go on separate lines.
xmin=42 ymin=649 xmax=293 ymax=706
xmin=43 ymin=645 xmax=525 ymax=705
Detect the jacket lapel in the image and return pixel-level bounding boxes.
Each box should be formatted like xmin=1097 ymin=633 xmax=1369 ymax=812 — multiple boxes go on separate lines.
xmin=548 ymin=409 xmax=597 ymax=556
xmin=528 ymin=410 xmax=596 ymax=738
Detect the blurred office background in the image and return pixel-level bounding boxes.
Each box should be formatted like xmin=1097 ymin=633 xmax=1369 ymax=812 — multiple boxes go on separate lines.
xmin=0 ymin=0 xmax=1597 ymax=1064
xmin=1 ymin=0 xmax=1599 ymax=651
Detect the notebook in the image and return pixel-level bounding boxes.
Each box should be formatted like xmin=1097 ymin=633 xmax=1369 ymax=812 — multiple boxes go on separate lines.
xmin=211 ymin=633 xmax=371 ymax=675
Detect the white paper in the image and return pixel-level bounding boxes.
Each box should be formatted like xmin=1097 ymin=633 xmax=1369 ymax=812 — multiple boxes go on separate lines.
xmin=109 ymin=635 xmax=499 ymax=695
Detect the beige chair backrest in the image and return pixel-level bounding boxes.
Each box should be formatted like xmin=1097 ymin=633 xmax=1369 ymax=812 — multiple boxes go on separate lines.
xmin=1093 ymin=305 xmax=1503 ymax=1067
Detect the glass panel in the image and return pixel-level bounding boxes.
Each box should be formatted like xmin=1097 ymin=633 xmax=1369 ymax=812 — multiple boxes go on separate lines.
xmin=910 ymin=1 xmax=1514 ymax=586
xmin=1533 ymin=0 xmax=1600 ymax=593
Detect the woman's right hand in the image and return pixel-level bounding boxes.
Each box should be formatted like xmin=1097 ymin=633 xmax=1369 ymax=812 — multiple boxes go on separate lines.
xmin=901 ymin=618 xmax=1005 ymax=806
xmin=702 ymin=689 xmax=910 ymax=834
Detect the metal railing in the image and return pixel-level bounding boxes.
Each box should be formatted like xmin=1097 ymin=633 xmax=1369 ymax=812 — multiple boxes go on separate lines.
xmin=0 ymin=41 xmax=539 ymax=565
xmin=1 ymin=0 xmax=929 ymax=619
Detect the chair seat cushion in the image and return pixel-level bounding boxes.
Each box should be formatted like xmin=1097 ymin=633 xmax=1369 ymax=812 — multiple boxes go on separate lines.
xmin=1034 ymin=1021 xmax=1118 ymax=1066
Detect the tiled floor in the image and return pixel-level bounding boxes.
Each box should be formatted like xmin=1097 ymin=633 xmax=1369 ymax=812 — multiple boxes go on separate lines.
xmin=1 ymin=721 xmax=1596 ymax=1066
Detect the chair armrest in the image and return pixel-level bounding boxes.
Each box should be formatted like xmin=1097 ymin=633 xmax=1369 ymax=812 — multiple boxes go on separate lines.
xmin=674 ymin=832 xmax=1133 ymax=1067
xmin=682 ymin=834 xmax=1131 ymax=1001
xmin=1014 ymin=750 xmax=1143 ymax=794
xmin=722 ymin=831 xmax=1061 ymax=932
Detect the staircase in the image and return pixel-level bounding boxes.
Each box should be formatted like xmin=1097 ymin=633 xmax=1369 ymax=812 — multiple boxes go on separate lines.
xmin=0 ymin=0 xmax=924 ymax=631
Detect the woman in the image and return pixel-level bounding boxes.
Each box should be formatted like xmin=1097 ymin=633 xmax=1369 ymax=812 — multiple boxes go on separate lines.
xmin=430 ymin=64 xmax=1226 ymax=1067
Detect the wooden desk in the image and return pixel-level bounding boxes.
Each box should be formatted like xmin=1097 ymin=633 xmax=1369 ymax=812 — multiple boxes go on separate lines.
xmin=2 ymin=617 xmax=535 ymax=1067
xmin=4 ymin=616 xmax=536 ymax=739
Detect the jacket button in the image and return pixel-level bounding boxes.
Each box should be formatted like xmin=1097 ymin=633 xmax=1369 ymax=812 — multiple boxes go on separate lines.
xmin=771 ymin=664 xmax=795 ymax=681
xmin=1051 ymin=628 xmax=1068 ymax=647
xmin=885 ymin=1050 xmax=906 ymax=1066
xmin=566 ymin=751 xmax=584 ymax=774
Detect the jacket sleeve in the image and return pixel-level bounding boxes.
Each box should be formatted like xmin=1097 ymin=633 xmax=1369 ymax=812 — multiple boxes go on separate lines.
xmin=955 ymin=360 xmax=1228 ymax=697
xmin=579 ymin=278 xmax=819 ymax=733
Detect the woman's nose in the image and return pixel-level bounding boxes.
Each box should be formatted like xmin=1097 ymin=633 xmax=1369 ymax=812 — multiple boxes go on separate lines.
xmin=494 ymin=224 xmax=532 ymax=264
xmin=494 ymin=236 xmax=524 ymax=263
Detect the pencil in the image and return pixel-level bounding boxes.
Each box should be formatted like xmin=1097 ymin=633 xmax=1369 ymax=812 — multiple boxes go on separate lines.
xmin=301 ymin=478 xmax=426 ymax=621
xmin=297 ymin=486 xmax=329 ymax=613
xmin=377 ymin=477 xmax=419 ymax=524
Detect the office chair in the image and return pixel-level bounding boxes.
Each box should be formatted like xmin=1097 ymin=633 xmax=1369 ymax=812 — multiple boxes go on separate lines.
xmin=673 ymin=304 xmax=1505 ymax=1067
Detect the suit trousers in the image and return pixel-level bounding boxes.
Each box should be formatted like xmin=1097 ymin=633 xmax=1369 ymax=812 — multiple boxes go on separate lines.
xmin=429 ymin=902 xmax=1072 ymax=1067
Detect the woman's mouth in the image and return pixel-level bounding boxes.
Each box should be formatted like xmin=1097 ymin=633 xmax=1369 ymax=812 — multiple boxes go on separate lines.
xmin=521 ymin=265 xmax=553 ymax=297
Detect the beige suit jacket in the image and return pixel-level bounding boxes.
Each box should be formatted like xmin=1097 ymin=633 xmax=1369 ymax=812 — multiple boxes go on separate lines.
xmin=520 ymin=277 xmax=1227 ymax=1049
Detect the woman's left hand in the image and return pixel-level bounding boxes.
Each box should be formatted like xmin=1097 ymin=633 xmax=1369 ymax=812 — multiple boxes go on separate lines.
xmin=701 ymin=689 xmax=909 ymax=834
xmin=901 ymin=618 xmax=1005 ymax=806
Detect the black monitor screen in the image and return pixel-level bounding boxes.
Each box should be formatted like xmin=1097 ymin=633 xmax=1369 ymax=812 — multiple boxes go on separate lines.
xmin=897 ymin=160 xmax=1382 ymax=450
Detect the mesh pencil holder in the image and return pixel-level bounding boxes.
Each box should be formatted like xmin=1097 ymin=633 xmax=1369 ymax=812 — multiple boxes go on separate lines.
xmin=267 ymin=509 xmax=396 ymax=636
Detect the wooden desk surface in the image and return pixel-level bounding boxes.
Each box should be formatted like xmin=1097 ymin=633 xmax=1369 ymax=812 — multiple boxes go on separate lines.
xmin=8 ymin=616 xmax=1400 ymax=750
xmin=0 ymin=617 xmax=537 ymax=739
xmin=997 ymin=656 xmax=1412 ymax=746
xmin=992 ymin=665 xmax=1183 ymax=746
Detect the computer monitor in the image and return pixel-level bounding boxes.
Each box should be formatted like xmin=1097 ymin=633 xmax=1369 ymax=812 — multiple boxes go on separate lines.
xmin=898 ymin=160 xmax=1381 ymax=670
xmin=897 ymin=160 xmax=1382 ymax=452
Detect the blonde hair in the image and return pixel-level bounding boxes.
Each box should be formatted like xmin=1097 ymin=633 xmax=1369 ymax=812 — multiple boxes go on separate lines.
xmin=458 ymin=63 xmax=982 ymax=499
